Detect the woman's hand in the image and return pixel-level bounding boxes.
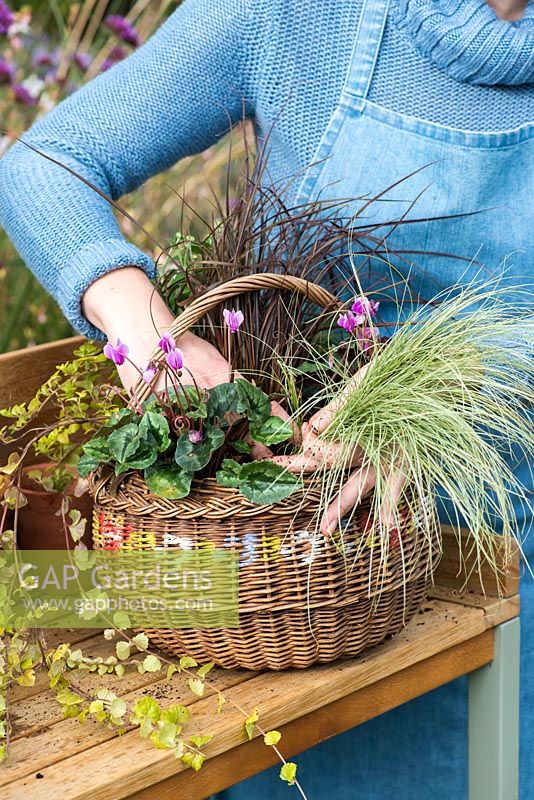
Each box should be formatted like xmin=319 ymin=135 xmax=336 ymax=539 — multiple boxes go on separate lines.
xmin=82 ymin=267 xmax=233 ymax=391
xmin=81 ymin=266 xmax=288 ymax=459
xmin=270 ymin=365 xmax=406 ymax=536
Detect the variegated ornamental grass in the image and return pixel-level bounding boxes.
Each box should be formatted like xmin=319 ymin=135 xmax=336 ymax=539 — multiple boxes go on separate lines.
xmin=288 ymin=282 xmax=534 ymax=589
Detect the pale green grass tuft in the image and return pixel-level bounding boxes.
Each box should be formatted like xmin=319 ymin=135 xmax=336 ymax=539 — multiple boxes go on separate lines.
xmin=286 ymin=282 xmax=534 ymax=594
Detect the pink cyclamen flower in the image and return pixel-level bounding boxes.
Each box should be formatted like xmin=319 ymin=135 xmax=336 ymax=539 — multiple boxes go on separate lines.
xmin=103 ymin=338 xmax=129 ymax=366
xmin=356 ymin=326 xmax=380 ymax=353
xmin=351 ymin=296 xmax=380 ymax=324
xmin=337 ymin=310 xmax=359 ymax=333
xmin=0 ymin=0 xmax=13 ymax=35
xmin=158 ymin=332 xmax=176 ymax=353
xmin=0 ymin=58 xmax=13 ymax=82
xmin=166 ymin=348 xmax=184 ymax=371
xmin=188 ymin=429 xmax=203 ymax=444
xmin=142 ymin=362 xmax=157 ymax=384
xmin=223 ymin=308 xmax=244 ymax=334
xmin=104 ymin=15 xmax=141 ymax=47
xmin=12 ymin=83 xmax=37 ymax=106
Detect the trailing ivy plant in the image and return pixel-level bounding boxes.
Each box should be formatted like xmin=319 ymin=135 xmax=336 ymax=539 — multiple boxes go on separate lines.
xmin=0 ymin=538 xmax=302 ymax=792
xmin=0 ymin=341 xmax=119 ymax=496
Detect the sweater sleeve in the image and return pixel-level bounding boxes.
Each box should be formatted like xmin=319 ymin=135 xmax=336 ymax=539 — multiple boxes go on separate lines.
xmin=0 ymin=0 xmax=255 ymax=339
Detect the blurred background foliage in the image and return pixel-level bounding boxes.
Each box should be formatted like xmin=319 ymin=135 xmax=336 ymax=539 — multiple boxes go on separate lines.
xmin=0 ymin=0 xmax=246 ymax=351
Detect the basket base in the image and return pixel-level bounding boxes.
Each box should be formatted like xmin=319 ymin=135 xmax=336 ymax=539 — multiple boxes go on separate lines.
xmin=142 ymin=577 xmax=429 ymax=670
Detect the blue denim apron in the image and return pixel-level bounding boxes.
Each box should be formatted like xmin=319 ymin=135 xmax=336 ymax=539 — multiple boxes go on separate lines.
xmin=214 ymin=2 xmax=534 ymax=798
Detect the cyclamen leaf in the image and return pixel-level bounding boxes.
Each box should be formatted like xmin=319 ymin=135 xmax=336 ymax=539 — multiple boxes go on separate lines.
xmin=76 ymin=453 xmax=108 ymax=478
xmin=231 ymin=439 xmax=252 ymax=454
xmin=108 ymin=424 xmax=141 ymax=463
xmin=215 ymin=459 xmax=242 ymax=489
xmin=174 ymin=426 xmax=224 ymax=472
xmin=144 ymin=463 xmax=193 ymax=500
xmin=118 ymin=447 xmax=158 ymax=472
xmin=170 ymin=385 xmax=208 ymax=420
xmin=249 ymin=416 xmax=293 ymax=446
xmin=206 ymin=382 xmax=240 ymax=425
xmin=139 ymin=411 xmax=171 ymax=452
xmin=235 ymin=379 xmax=271 ymax=424
xmin=219 ymin=461 xmax=302 ymax=505
xmin=103 ymin=408 xmax=133 ymax=428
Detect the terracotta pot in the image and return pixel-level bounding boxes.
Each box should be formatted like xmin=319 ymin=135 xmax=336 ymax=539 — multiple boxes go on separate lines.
xmin=16 ymin=463 xmax=93 ymax=550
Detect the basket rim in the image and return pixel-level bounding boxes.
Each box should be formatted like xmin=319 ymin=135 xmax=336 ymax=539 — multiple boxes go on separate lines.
xmin=92 ymin=465 xmax=331 ymax=519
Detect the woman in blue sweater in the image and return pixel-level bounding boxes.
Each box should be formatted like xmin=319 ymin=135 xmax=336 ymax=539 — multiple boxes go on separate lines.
xmin=0 ymin=1 xmax=532 ymax=797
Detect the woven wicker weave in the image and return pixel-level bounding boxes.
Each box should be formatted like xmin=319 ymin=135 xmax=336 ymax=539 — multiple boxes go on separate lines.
xmin=92 ymin=273 xmax=440 ymax=670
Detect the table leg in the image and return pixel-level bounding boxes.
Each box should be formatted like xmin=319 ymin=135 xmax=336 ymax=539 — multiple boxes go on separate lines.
xmin=468 ymin=617 xmax=520 ymax=800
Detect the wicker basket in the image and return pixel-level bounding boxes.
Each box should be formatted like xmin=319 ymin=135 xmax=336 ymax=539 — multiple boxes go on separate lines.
xmin=92 ymin=273 xmax=440 ymax=670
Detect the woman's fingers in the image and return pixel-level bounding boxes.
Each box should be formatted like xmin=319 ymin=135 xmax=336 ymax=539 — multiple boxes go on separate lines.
xmin=310 ymin=363 xmax=369 ymax=433
xmin=300 ymin=422 xmax=363 ymax=468
xmin=267 ymin=420 xmax=363 ymax=472
xmin=271 ymin=400 xmax=290 ymax=420
xmin=378 ymin=465 xmax=407 ymax=531
xmin=320 ymin=463 xmax=377 ymax=536
xmin=248 ymin=439 xmax=274 ymax=460
xmin=269 ymin=451 xmax=321 ymax=473
xmin=320 ymin=462 xmax=407 ymax=538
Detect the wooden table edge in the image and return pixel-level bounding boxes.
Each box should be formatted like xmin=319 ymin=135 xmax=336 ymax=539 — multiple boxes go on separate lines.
xmin=128 ymin=628 xmax=496 ymax=800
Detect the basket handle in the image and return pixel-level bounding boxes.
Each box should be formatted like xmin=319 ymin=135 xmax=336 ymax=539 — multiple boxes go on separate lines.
xmin=133 ymin=272 xmax=339 ymax=398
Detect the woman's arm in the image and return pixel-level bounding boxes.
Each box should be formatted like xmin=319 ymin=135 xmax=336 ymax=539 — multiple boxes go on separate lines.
xmin=0 ymin=0 xmax=256 ymax=343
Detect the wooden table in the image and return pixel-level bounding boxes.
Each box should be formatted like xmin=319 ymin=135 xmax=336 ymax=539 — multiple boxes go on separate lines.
xmin=0 ymin=338 xmax=522 ymax=800
xmin=0 ymin=545 xmax=520 ymax=800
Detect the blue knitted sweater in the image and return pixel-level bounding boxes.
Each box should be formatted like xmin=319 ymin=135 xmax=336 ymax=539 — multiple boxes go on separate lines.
xmin=0 ymin=0 xmax=532 ymax=338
